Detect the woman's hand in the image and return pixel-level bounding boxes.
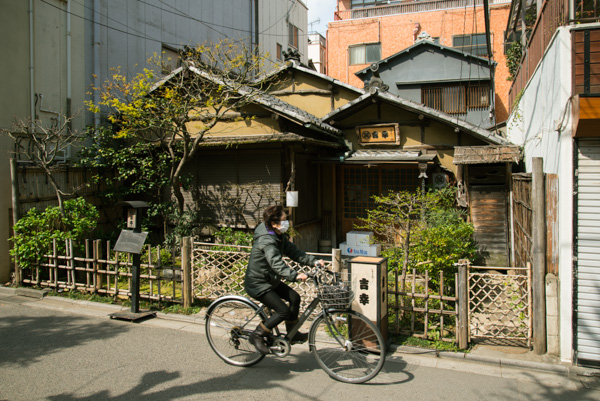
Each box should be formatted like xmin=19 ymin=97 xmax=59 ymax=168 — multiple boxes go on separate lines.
xmin=297 ymin=273 xmax=309 ymax=281
xmin=315 ymin=260 xmax=325 ymax=268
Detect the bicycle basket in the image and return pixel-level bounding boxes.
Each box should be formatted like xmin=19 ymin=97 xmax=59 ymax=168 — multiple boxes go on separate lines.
xmin=318 ymin=281 xmax=354 ymax=309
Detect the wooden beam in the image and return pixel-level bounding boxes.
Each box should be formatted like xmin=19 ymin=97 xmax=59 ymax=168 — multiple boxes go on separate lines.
xmin=532 ymin=157 xmax=547 ymax=355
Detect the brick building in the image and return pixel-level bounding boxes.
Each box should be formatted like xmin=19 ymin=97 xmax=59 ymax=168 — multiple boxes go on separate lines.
xmin=327 ymin=0 xmax=512 ymax=122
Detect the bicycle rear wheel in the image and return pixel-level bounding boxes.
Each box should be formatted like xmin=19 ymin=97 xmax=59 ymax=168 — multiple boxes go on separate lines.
xmin=205 ymin=298 xmax=266 ymax=367
xmin=309 ymin=310 xmax=386 ymax=383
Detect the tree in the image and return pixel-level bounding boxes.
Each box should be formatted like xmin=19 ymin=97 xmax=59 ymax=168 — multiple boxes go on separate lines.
xmin=358 ymin=187 xmax=478 ymax=288
xmin=86 ymin=39 xmax=280 ymax=216
xmin=1 ymin=112 xmax=84 ymax=217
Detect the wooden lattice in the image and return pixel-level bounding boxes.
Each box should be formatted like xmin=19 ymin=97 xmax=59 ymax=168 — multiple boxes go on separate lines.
xmin=468 ymin=266 xmax=532 ymax=344
xmin=20 ymin=239 xmax=183 ymax=303
xmin=191 ymin=242 xmax=332 ymax=309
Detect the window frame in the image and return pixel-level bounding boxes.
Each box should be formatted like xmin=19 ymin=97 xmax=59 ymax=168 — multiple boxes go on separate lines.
xmin=421 ymin=82 xmax=491 ymax=114
xmin=452 ymin=33 xmax=491 ymax=57
xmin=288 ymin=23 xmax=299 ymax=49
xmin=349 ymin=43 xmax=381 ymax=65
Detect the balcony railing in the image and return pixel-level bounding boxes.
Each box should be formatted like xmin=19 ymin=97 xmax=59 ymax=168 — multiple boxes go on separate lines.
xmin=508 ymin=0 xmax=600 ymax=109
xmin=334 ymin=0 xmax=511 ymax=20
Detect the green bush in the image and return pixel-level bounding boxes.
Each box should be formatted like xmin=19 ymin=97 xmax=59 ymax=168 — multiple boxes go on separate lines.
xmin=361 ymin=187 xmax=477 ymax=292
xmin=10 ymin=197 xmax=99 ymax=270
xmin=213 ymin=227 xmax=253 ymax=250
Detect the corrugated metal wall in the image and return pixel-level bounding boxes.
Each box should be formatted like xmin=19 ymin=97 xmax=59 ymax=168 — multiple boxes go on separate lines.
xmin=576 ymin=138 xmax=600 ymax=366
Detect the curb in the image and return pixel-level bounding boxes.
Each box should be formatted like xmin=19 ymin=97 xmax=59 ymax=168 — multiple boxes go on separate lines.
xmin=390 ymin=345 xmax=575 ymax=376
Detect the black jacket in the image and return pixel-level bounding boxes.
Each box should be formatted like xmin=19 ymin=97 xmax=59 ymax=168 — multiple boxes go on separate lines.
xmin=244 ymin=223 xmax=317 ymax=299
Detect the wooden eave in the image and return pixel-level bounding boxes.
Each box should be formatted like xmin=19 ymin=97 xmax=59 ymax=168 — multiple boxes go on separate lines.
xmin=453 ymin=145 xmax=522 ymax=164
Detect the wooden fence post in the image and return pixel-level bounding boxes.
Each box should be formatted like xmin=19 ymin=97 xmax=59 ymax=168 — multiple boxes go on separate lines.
xmin=332 ymin=248 xmax=341 ymax=273
xmin=182 ymin=236 xmax=192 ymax=308
xmin=94 ymin=240 xmax=102 ymax=292
xmin=457 ymin=259 xmax=469 ymax=349
xmin=532 ymin=157 xmax=547 ymax=354
xmin=10 ymin=157 xmax=21 ymax=286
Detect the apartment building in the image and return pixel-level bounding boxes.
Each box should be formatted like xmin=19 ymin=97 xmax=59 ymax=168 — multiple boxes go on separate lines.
xmin=327 ymin=0 xmax=512 ymax=123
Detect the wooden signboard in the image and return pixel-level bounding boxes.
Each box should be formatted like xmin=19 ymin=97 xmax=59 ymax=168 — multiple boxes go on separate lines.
xmin=357 ymin=123 xmax=400 ymax=145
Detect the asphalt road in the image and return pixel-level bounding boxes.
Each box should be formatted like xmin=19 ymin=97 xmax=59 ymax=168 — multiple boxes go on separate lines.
xmin=0 ymin=295 xmax=598 ymax=401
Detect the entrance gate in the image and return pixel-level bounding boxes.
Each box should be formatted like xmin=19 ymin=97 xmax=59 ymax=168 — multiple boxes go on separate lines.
xmin=468 ymin=264 xmax=532 ymax=346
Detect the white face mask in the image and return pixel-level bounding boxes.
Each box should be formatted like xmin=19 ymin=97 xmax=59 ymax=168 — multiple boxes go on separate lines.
xmin=278 ymin=220 xmax=290 ymax=233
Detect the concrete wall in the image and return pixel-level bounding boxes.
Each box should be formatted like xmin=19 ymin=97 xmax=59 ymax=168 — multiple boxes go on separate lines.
xmin=327 ymin=3 xmax=511 ymax=122
xmin=506 ymin=27 xmax=573 ymax=363
xmin=259 ymin=0 xmax=308 ymax=67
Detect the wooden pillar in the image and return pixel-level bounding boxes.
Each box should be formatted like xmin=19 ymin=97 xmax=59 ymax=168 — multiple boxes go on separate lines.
xmin=457 ymin=260 xmax=469 ymax=349
xmin=332 ymin=248 xmax=341 ymax=273
xmin=182 ymin=237 xmax=192 ymax=308
xmin=10 ymin=158 xmax=21 ymax=285
xmin=532 ymin=157 xmax=547 ymax=354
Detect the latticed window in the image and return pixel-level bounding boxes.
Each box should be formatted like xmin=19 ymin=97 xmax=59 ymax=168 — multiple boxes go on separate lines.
xmin=421 ymin=83 xmax=490 ymax=114
xmin=342 ymin=166 xmax=420 ymax=219
xmin=467 ymin=85 xmax=490 ymax=109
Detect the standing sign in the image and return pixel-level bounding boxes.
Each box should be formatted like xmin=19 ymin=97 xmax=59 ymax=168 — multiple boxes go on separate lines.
xmin=349 ymin=256 xmax=388 ymax=346
xmin=109 ymin=201 xmax=155 ymax=322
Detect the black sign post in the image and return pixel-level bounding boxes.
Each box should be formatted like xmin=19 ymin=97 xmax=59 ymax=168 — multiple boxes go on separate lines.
xmin=109 ymin=201 xmax=155 ymax=322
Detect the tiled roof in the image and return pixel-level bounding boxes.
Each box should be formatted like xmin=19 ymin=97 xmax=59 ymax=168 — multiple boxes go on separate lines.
xmin=261 ymin=60 xmax=365 ymax=95
xmin=323 ymin=89 xmax=512 ymax=146
xmin=187 ymin=65 xmax=343 ymax=138
xmin=354 ymin=40 xmax=495 ymax=77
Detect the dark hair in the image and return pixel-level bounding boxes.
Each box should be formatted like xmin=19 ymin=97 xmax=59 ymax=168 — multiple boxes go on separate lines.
xmin=263 ymin=205 xmax=284 ymax=229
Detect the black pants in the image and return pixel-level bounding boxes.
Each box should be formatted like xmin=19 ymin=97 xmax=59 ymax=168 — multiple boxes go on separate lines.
xmin=256 ymin=282 xmax=301 ymax=330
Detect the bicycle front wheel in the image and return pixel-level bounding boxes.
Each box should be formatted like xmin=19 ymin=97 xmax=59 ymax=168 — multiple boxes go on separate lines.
xmin=309 ymin=310 xmax=386 ymax=383
xmin=205 ymin=298 xmax=265 ymax=367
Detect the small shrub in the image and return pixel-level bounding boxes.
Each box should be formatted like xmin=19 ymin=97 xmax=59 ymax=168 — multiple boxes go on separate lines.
xmin=10 ymin=198 xmax=99 ymax=270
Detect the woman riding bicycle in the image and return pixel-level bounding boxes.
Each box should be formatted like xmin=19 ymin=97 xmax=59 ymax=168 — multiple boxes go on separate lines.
xmin=244 ymin=205 xmax=324 ymax=354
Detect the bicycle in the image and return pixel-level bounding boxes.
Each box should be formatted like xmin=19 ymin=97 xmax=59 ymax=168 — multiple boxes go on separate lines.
xmin=204 ymin=266 xmax=386 ymax=384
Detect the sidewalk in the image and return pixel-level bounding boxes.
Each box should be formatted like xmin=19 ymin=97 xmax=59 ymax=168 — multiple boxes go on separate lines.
xmin=1 ymin=285 xmax=598 ymax=385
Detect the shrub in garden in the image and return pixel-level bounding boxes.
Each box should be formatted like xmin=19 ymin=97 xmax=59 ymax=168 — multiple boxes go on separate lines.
xmin=10 ymin=197 xmax=99 ymax=270
xmin=360 ymin=187 xmax=478 ymax=291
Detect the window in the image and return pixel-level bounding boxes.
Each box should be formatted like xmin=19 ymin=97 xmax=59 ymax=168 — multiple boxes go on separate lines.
xmin=276 ymin=43 xmax=283 ymax=61
xmin=342 ymin=166 xmax=420 ymax=219
xmin=453 ymin=33 xmax=490 ymax=57
xmin=349 ymin=43 xmax=381 ymax=65
xmin=503 ymin=30 xmax=522 ymax=54
xmin=289 ymin=23 xmax=299 ymax=48
xmin=161 ymin=44 xmax=181 ymax=75
xmin=421 ymin=83 xmax=490 ymax=114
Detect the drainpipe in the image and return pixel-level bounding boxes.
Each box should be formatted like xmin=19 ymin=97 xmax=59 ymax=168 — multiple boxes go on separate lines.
xmin=29 ymin=0 xmax=35 ymax=129
xmin=66 ymin=0 xmax=72 ymax=132
xmin=93 ymin=0 xmax=100 ymax=128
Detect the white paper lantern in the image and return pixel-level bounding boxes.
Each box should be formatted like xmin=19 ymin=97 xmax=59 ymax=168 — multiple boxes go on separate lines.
xmin=286 ymin=191 xmax=299 ymax=207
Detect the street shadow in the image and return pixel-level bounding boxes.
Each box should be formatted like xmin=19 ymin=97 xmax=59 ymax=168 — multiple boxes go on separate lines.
xmin=501 ymin=370 xmax=600 ymax=401
xmin=363 ymin=354 xmax=415 ymax=386
xmin=0 ymin=313 xmax=131 ymax=367
xmin=46 ymin=350 xmax=415 ymax=400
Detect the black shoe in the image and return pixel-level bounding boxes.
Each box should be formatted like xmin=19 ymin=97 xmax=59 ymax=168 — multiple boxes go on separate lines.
xmin=285 ymin=320 xmax=308 ymax=344
xmin=249 ymin=322 xmax=271 ymax=354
